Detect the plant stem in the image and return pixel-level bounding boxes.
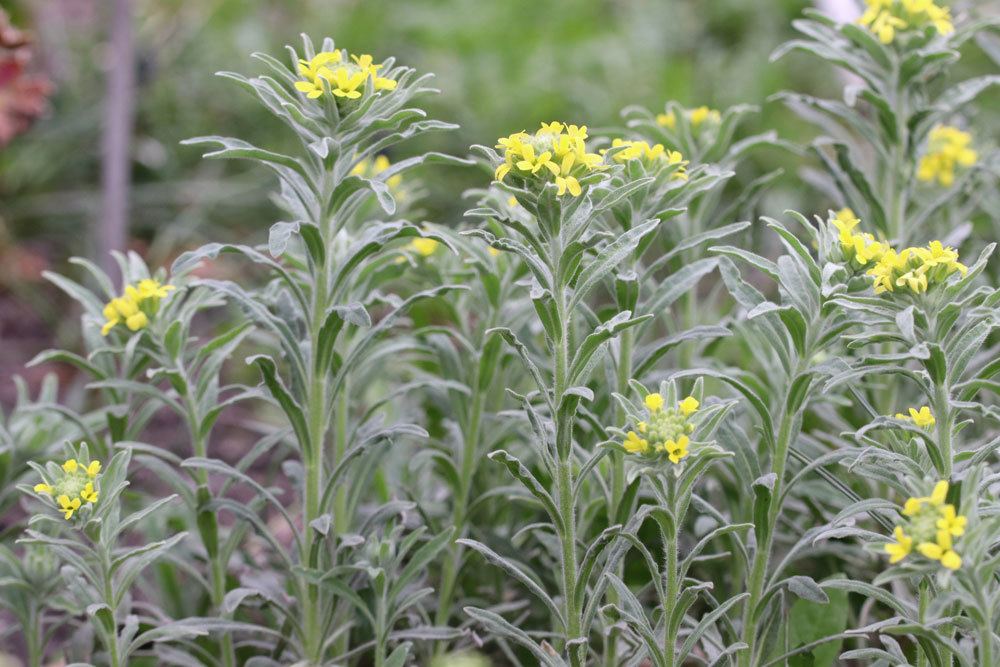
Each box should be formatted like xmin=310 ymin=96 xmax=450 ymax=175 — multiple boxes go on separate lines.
xmin=554 ymin=289 xmax=584 ymax=667
xmin=26 ymin=606 xmax=42 ymax=667
xmin=603 ymin=329 xmax=633 ymax=667
xmin=663 ymin=474 xmax=679 ymax=667
xmin=739 ymin=404 xmax=797 ymax=667
xmin=434 ymin=383 xmax=485 ymax=633
xmin=302 ymin=263 xmax=330 ymax=664
xmin=917 ymin=578 xmax=929 ymax=667
xmin=182 ymin=377 xmax=235 ymax=667
xmin=933 ymin=379 xmax=953 ymax=479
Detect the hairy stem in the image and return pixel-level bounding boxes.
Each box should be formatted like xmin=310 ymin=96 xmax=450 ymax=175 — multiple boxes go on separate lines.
xmin=302 ymin=261 xmax=330 ymax=664
xmin=739 ymin=404 xmax=798 ymax=667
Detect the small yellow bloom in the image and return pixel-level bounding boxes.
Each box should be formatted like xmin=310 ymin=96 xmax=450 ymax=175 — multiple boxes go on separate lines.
xmin=678 ymin=396 xmax=699 ymax=417
xmin=890 ymin=480 xmax=965 ymax=570
xmin=918 ymin=125 xmax=976 ymax=187
xmin=688 ymin=106 xmax=720 ymax=128
xmin=656 ymin=111 xmax=677 ymax=129
xmin=623 ymin=431 xmax=649 ymax=454
xmin=917 ymin=531 xmax=961 ymax=570
xmin=80 ymin=482 xmax=98 ymax=504
xmin=295 ymin=50 xmax=396 ymax=101
xmin=606 ymin=139 xmax=688 ymax=180
xmin=859 ymin=0 xmax=952 ymax=43
xmin=928 ymin=480 xmax=948 ymax=506
xmin=644 ymin=393 xmax=664 ymax=412
xmin=410 ymin=238 xmax=439 ymax=257
xmin=665 ymin=435 xmax=690 ymax=464
xmin=493 ymin=122 xmax=605 ymax=197
xmin=35 ymin=454 xmax=104 ymax=521
xmin=936 ymin=505 xmax=967 ymax=537
xmin=884 ymin=526 xmax=912 ymax=563
xmin=895 ymin=406 xmax=935 ymax=428
xmin=555 ymin=175 xmax=582 ymax=197
xmin=101 ymin=278 xmax=173 ymax=336
xmin=57 ymin=494 xmax=82 ymax=520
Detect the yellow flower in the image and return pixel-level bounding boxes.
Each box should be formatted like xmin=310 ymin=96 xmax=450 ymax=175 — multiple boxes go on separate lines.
xmin=928 ymin=480 xmax=948 ymax=506
xmin=902 ymin=480 xmax=948 ymax=515
xmin=917 ymin=531 xmax=961 ymax=570
xmin=859 ymin=0 xmax=952 ymax=43
xmin=410 ymin=238 xmax=439 ymax=257
xmin=891 ymin=480 xmax=965 ymax=570
xmin=34 ymin=455 xmax=104 ymax=521
xmin=493 ymin=122 xmax=605 ymax=197
xmin=294 ymin=51 xmax=343 ymax=98
xmin=895 ymin=406 xmax=935 ymax=428
xmin=918 ymin=125 xmax=976 ymax=187
xmin=884 ymin=526 xmax=912 ymax=563
xmin=623 ymin=431 xmax=650 ymax=454
xmin=57 ymin=495 xmax=82 ymax=520
xmin=80 ymin=482 xmax=98 ymax=504
xmin=688 ymin=106 xmax=721 ymax=128
xmin=656 ymin=111 xmax=677 ymax=129
xmin=135 ymin=279 xmax=175 ymax=300
xmin=297 ymin=51 xmax=342 ymax=80
xmin=830 ymin=207 xmax=861 ymax=238
xmin=678 ymin=396 xmax=699 ymax=417
xmin=295 ymin=50 xmax=396 ymax=101
xmin=101 ymin=278 xmax=174 ymax=336
xmin=620 ymin=388 xmax=702 ymax=465
xmin=606 ymin=139 xmax=688 ymax=180
xmin=555 ymin=175 xmax=582 ymax=197
xmin=664 ymin=435 xmax=690 ymax=464
xmin=937 ymin=505 xmax=967 ymax=537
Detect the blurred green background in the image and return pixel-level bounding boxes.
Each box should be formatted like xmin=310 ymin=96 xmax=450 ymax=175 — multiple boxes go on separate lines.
xmin=0 ymin=0 xmax=860 ymax=398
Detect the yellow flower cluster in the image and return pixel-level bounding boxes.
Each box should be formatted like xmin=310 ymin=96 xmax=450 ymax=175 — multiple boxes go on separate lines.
xmin=917 ymin=125 xmax=977 ymax=187
xmin=867 ymin=240 xmax=967 ymax=294
xmin=859 ymin=0 xmax=954 ymax=44
xmin=622 ymin=393 xmax=699 ymax=464
xmin=834 ymin=213 xmax=967 ymax=294
xmin=494 ymin=122 xmax=604 ymax=197
xmin=34 ymin=458 xmax=102 ymax=520
xmin=831 ymin=208 xmax=886 ymax=269
xmin=102 ymin=279 xmax=175 ymax=336
xmin=885 ymin=481 xmax=966 ymax=570
xmin=656 ymin=106 xmax=721 ymax=130
xmin=294 ymin=51 xmax=397 ymax=100
xmin=605 ymin=139 xmax=688 ymax=180
xmin=895 ymin=405 xmax=935 ymax=428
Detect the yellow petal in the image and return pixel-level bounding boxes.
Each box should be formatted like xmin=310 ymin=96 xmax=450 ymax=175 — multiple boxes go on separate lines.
xmin=644 ymin=393 xmax=664 ymax=412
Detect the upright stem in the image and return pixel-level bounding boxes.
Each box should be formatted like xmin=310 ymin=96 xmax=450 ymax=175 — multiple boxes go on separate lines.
xmin=933 ymin=379 xmax=953 ymax=479
xmin=302 ymin=264 xmax=330 ymax=664
xmin=663 ymin=475 xmax=679 ymax=667
xmin=739 ymin=404 xmax=798 ymax=667
xmin=101 ymin=544 xmax=122 ymax=667
xmin=554 ymin=290 xmax=584 ymax=667
xmin=26 ymin=606 xmax=43 ymax=667
xmin=917 ymin=579 xmax=929 ymax=667
xmin=604 ymin=330 xmax=632 ymax=667
xmin=435 ymin=383 xmax=485 ymax=632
